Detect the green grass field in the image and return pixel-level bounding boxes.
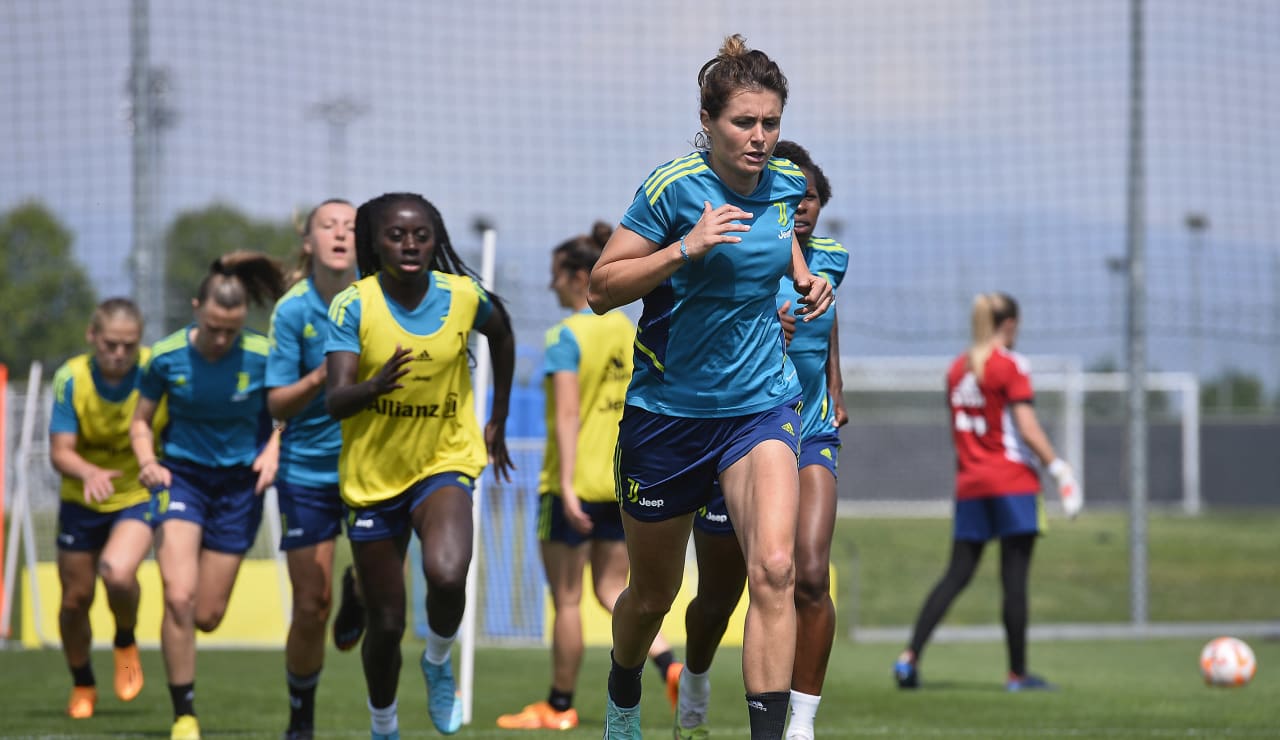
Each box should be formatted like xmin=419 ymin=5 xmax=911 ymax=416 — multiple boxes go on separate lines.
xmin=3 ymin=511 xmax=1278 ymax=737
xmin=2 ymin=639 xmax=1277 ymax=738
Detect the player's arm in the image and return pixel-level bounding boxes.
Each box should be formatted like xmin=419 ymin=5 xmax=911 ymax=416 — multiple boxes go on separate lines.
xmin=826 ymin=313 xmax=849 ymax=427
xmin=50 ymin=433 xmax=122 ymax=504
xmin=131 ymin=395 xmax=170 ymax=490
xmin=787 ymin=236 xmax=833 ymax=321
xmin=251 ymin=421 xmax=282 ymax=494
xmin=1012 ymin=401 xmax=1083 ymax=517
xmin=267 ymin=307 xmax=324 ymax=420
xmin=588 ymin=202 xmax=752 ymax=313
xmin=478 ymin=307 xmax=516 ymax=481
xmin=551 ymin=370 xmax=591 ymax=534
xmin=1010 ymin=403 xmax=1056 ymax=466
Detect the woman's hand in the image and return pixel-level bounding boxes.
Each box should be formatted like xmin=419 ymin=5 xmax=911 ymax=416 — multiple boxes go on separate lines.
xmin=794 ymin=273 xmax=833 ymax=321
xmin=138 ymin=460 xmax=171 ymax=491
xmin=371 ymin=345 xmax=413 ymax=396
xmin=561 ymin=489 xmax=593 ymax=535
xmin=682 ymin=201 xmax=753 ymax=261
xmin=82 ymin=466 xmax=122 ymax=503
xmin=485 ymin=420 xmax=514 ymax=482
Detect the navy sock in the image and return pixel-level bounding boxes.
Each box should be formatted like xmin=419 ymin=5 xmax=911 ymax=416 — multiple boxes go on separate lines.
xmin=70 ymin=661 xmax=95 ymax=687
xmin=650 ymin=649 xmax=675 ymax=682
xmin=547 ymin=687 xmax=573 ymax=712
xmin=607 ymin=652 xmax=644 ymax=709
xmin=746 ymin=691 xmax=789 ymax=739
xmin=113 ymin=628 xmax=136 ymax=648
xmin=169 ymin=682 xmax=195 ymax=718
xmin=287 ymin=670 xmax=320 ymax=730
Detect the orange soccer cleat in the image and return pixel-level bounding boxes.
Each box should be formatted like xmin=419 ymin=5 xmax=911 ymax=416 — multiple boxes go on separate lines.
xmin=496 ymin=701 xmax=579 ymax=731
xmin=665 ymin=662 xmax=685 ymax=710
xmin=67 ymin=685 xmax=97 ymax=719
xmin=114 ymin=644 xmax=145 ymax=701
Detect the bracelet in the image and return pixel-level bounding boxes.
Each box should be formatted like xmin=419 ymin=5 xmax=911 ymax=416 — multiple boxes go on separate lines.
xmin=679 ymin=235 xmax=691 ymax=262
xmin=138 ymin=459 xmax=157 ymax=470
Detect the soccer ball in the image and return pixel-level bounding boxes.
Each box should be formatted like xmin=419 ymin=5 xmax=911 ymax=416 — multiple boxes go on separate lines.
xmin=1199 ymin=636 xmax=1257 ymax=687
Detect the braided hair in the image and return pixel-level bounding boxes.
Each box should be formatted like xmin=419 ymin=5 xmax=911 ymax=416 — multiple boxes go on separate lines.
xmin=354 ymin=192 xmax=510 ymax=326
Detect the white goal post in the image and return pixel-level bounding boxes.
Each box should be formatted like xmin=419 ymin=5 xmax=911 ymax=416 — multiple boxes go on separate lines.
xmin=839 ymin=356 xmax=1200 ymax=516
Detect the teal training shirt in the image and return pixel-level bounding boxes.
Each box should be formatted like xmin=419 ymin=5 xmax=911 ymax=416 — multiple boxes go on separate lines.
xmin=267 ymin=277 xmax=342 ymax=488
xmin=777 ymin=237 xmax=848 ymax=439
xmin=141 ymin=326 xmax=271 ymax=468
xmin=620 ymin=151 xmax=805 ymax=417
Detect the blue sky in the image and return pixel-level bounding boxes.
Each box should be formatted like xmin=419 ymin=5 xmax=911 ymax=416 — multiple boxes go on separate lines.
xmin=4 ymin=1 xmax=1278 ymax=386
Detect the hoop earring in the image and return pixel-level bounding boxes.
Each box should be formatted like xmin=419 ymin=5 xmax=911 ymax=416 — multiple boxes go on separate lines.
xmin=693 ymin=130 xmax=710 ymax=150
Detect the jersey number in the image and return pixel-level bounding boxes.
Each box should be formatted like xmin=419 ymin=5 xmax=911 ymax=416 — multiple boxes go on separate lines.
xmin=954 ymin=410 xmax=987 ymax=436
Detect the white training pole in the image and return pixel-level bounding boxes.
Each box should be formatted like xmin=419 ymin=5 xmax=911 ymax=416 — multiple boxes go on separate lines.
xmin=262 ymin=485 xmax=292 ymax=624
xmin=0 ymin=362 xmax=42 ymax=642
xmin=460 ymin=224 xmax=497 ymax=725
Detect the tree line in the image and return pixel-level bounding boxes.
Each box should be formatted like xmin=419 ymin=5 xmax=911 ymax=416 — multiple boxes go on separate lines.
xmin=0 ymin=201 xmax=297 ymax=372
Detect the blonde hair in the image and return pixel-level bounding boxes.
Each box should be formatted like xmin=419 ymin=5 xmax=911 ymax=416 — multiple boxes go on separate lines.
xmin=90 ymin=297 xmax=143 ymax=335
xmin=968 ymin=292 xmax=1019 ymax=382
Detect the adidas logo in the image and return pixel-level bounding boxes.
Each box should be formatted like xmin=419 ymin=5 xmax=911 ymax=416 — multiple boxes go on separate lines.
xmin=782 ymin=422 xmax=795 ymax=436
xmin=415 ymin=348 xmax=432 ymax=361
xmin=820 ymin=448 xmax=833 ymax=460
xmin=747 ymin=700 xmax=767 ymax=711
xmin=303 ymin=323 xmax=317 ymax=339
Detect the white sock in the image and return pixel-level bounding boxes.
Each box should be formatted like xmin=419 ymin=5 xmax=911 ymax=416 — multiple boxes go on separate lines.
xmin=368 ymin=697 xmax=398 ymax=734
xmin=677 ymin=667 xmax=711 ymax=728
xmin=424 ymin=625 xmax=456 ymax=665
xmin=786 ymin=690 xmax=820 ymax=738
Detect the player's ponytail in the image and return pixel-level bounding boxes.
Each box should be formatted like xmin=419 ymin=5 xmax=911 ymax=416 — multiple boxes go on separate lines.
xmin=553 ymin=221 xmax=612 ymax=274
xmin=969 ymin=292 xmax=1019 ymax=382
xmin=197 ymin=251 xmax=286 ymax=310
xmin=697 ymin=34 xmax=789 ymax=123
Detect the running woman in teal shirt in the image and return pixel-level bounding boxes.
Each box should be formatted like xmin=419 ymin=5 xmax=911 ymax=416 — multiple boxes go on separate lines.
xmin=266 ymin=199 xmax=364 ymax=739
xmin=679 ymin=141 xmax=849 ymax=740
xmin=587 ymin=35 xmax=833 ymax=740
xmin=131 ymin=252 xmax=286 ymax=740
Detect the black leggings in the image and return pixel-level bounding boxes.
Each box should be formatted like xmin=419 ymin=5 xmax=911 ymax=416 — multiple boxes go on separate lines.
xmin=907 ymin=534 xmax=1036 ymax=675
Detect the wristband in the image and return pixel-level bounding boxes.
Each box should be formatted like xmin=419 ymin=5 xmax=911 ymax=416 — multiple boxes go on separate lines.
xmin=679 ymin=235 xmax=691 ymax=262
xmin=1048 ymin=459 xmax=1069 ymax=478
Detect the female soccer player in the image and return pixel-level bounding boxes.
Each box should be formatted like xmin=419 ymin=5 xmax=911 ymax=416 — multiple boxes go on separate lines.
xmin=893 ymin=292 xmax=1083 ymax=692
xmin=131 ymin=252 xmax=286 ymax=740
xmin=324 ymin=192 xmax=515 ymax=739
xmin=496 ymin=224 xmax=681 ymax=732
xmin=266 ymin=199 xmax=364 ymax=739
xmin=675 ymin=140 xmax=848 ymax=740
xmin=50 ymin=298 xmax=158 ymax=719
xmin=586 ymin=35 xmax=833 ymax=739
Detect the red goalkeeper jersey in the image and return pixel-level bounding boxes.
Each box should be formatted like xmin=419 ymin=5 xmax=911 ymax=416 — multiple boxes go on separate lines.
xmin=947 ymin=348 xmax=1042 ymax=500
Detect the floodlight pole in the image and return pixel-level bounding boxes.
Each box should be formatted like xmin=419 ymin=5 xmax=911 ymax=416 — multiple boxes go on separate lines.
xmin=1124 ymin=0 xmax=1149 ymax=627
xmin=130 ymin=0 xmax=158 ymax=341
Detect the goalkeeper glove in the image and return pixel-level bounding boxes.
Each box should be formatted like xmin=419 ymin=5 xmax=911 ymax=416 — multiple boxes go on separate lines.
xmin=1048 ymin=459 xmax=1083 ymax=519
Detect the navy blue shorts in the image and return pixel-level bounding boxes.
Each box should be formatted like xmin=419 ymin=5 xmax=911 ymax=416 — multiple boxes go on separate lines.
xmin=155 ymin=458 xmax=264 ymax=555
xmin=56 ymin=499 xmax=153 ymax=552
xmin=798 ymin=430 xmax=841 ymax=477
xmin=611 ymin=396 xmax=793 ymax=517
xmin=953 ymin=492 xmax=1044 ymax=542
xmin=615 ymin=399 xmax=801 ymax=522
xmin=276 ymin=480 xmax=345 ymax=551
xmin=346 ymin=471 xmax=475 ymax=543
xmin=537 ymin=492 xmax=625 ymax=546
xmin=692 ymin=492 xmax=735 ymax=537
